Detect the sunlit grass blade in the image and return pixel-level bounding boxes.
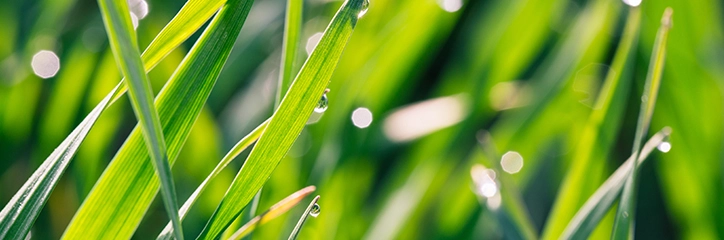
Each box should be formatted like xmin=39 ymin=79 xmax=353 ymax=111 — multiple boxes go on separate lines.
xmin=96 ymin=0 xmax=183 ymax=238
xmin=541 ymin=7 xmax=641 ymax=239
xmin=563 ymin=127 xmax=672 ymax=239
xmin=0 ymin=87 xmax=115 ymax=239
xmin=288 ymin=195 xmax=321 ymax=240
xmin=227 ymin=186 xmax=316 ymax=240
xmin=62 ymin=0 xmax=255 ymax=238
xmin=612 ymin=7 xmax=673 ymax=239
xmin=157 ymin=119 xmax=269 ymax=239
xmin=196 ymin=0 xmax=367 ymax=238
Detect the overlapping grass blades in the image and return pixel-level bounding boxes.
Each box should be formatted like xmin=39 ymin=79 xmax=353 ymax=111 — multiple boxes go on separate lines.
xmin=0 ymin=0 xmax=227 ymax=237
xmin=197 ymin=0 xmax=367 ymax=238
xmin=228 ymin=186 xmax=316 ymax=240
xmin=612 ymin=7 xmax=673 ymax=239
xmin=96 ymin=0 xmax=183 ymax=238
xmin=63 ymin=0 xmax=255 ymax=238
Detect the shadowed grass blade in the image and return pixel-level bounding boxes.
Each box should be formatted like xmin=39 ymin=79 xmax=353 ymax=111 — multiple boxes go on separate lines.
xmin=541 ymin=7 xmax=641 ymax=239
xmin=288 ymin=195 xmax=321 ymax=240
xmin=229 ymin=187 xmax=316 ymax=240
xmin=612 ymin=8 xmax=672 ymax=239
xmin=96 ymin=0 xmax=183 ymax=238
xmin=157 ymin=120 xmax=269 ymax=239
xmin=63 ymin=0 xmax=255 ymax=238
xmin=563 ymin=127 xmax=672 ymax=239
xmin=275 ymin=0 xmax=303 ymax=107
xmin=196 ymin=0 xmax=368 ymax=238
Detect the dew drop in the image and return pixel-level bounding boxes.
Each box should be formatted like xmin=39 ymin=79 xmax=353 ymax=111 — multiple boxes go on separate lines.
xmin=315 ymin=89 xmax=329 ymax=113
xmin=358 ymin=0 xmax=370 ymax=18
xmin=657 ymin=141 xmax=671 ymax=153
xmin=309 ymin=203 xmax=321 ymax=217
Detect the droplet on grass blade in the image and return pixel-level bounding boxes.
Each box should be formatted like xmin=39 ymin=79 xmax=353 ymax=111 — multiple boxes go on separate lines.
xmin=358 ymin=0 xmax=370 ymax=18
xmin=314 ymin=89 xmax=329 ymax=113
xmin=657 ymin=141 xmax=671 ymax=153
xmin=309 ymin=203 xmax=321 ymax=217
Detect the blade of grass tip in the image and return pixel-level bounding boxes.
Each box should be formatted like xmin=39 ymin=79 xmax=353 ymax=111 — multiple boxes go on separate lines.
xmin=228 ymin=186 xmax=316 ymax=240
xmin=288 ymin=196 xmax=321 ymax=240
xmin=612 ymin=7 xmax=672 ymax=239
xmin=97 ymin=0 xmax=184 ymax=238
xmin=541 ymin=7 xmax=641 ymax=239
xmin=0 ymin=87 xmax=115 ymax=239
xmin=563 ymin=127 xmax=672 ymax=240
xmin=196 ymin=0 xmax=367 ymax=238
xmin=157 ymin=119 xmax=269 ymax=240
xmin=1 ymin=0 xmax=226 ymax=238
xmin=63 ymin=0 xmax=256 ymax=238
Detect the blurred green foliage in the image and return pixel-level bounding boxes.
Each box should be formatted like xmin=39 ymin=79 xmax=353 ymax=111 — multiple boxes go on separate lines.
xmin=1 ymin=0 xmax=723 ymax=239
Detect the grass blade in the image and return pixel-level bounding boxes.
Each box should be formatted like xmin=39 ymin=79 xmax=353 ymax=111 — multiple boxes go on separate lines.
xmin=563 ymin=127 xmax=672 ymax=239
xmin=612 ymin=8 xmax=672 ymax=239
xmin=288 ymin=195 xmax=321 ymax=240
xmin=275 ymin=0 xmax=304 ymax=107
xmin=0 ymin=87 xmax=115 ymax=239
xmin=157 ymin=120 xmax=269 ymax=239
xmin=95 ymin=0 xmax=183 ymax=238
xmin=541 ymin=7 xmax=641 ymax=239
xmin=228 ymin=186 xmax=316 ymax=240
xmin=63 ymin=0 xmax=255 ymax=238
xmin=196 ymin=0 xmax=367 ymax=238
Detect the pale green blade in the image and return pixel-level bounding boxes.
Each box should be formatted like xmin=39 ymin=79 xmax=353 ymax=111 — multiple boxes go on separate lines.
xmin=157 ymin=120 xmax=269 ymax=240
xmin=197 ymin=0 xmax=368 ymax=238
xmin=228 ymin=186 xmax=316 ymax=240
xmin=275 ymin=0 xmax=303 ymax=107
xmin=0 ymin=87 xmax=115 ymax=239
xmin=288 ymin=195 xmax=321 ymax=240
xmin=563 ymin=127 xmax=672 ymax=239
xmin=541 ymin=7 xmax=641 ymax=239
xmin=62 ymin=0 xmax=256 ymax=238
xmin=96 ymin=0 xmax=183 ymax=238
xmin=612 ymin=8 xmax=673 ymax=239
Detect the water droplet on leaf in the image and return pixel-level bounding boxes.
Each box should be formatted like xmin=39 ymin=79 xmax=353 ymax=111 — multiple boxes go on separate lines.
xmin=309 ymin=203 xmax=321 ymax=217
xmin=315 ymin=90 xmax=329 ymax=113
xmin=358 ymin=0 xmax=370 ymax=18
xmin=657 ymin=141 xmax=671 ymax=153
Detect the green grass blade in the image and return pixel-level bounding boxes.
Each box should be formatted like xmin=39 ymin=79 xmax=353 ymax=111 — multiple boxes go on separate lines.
xmin=612 ymin=8 xmax=672 ymax=239
xmin=157 ymin=120 xmax=269 ymax=240
xmin=228 ymin=186 xmax=316 ymax=240
xmin=288 ymin=195 xmax=321 ymax=240
xmin=0 ymin=87 xmax=115 ymax=239
xmin=96 ymin=0 xmax=183 ymax=238
xmin=197 ymin=1 xmax=367 ymax=238
xmin=275 ymin=0 xmax=304 ymax=107
xmin=541 ymin=7 xmax=641 ymax=239
xmin=62 ymin=0 xmax=255 ymax=238
xmin=563 ymin=127 xmax=672 ymax=239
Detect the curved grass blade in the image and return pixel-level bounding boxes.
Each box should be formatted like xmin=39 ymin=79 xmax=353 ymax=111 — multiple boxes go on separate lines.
xmin=0 ymin=87 xmax=115 ymax=239
xmin=612 ymin=8 xmax=673 ymax=239
xmin=157 ymin=119 xmax=269 ymax=240
xmin=541 ymin=7 xmax=641 ymax=239
xmin=288 ymin=195 xmax=321 ymax=240
xmin=563 ymin=127 xmax=672 ymax=239
xmin=228 ymin=186 xmax=316 ymax=240
xmin=275 ymin=0 xmax=304 ymax=107
xmin=96 ymin=0 xmax=183 ymax=238
xmin=63 ymin=0 xmax=256 ymax=238
xmin=196 ymin=1 xmax=367 ymax=238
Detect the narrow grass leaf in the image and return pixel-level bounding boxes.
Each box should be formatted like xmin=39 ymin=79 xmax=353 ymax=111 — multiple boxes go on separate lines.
xmin=197 ymin=1 xmax=367 ymax=238
xmin=0 ymin=87 xmax=115 ymax=239
xmin=612 ymin=8 xmax=673 ymax=239
xmin=541 ymin=7 xmax=641 ymax=239
xmin=275 ymin=0 xmax=304 ymax=107
xmin=157 ymin=120 xmax=269 ymax=240
xmin=63 ymin=0 xmax=255 ymax=238
xmin=228 ymin=186 xmax=316 ymax=240
xmin=563 ymin=127 xmax=672 ymax=239
xmin=96 ymin=0 xmax=183 ymax=238
xmin=288 ymin=195 xmax=321 ymax=240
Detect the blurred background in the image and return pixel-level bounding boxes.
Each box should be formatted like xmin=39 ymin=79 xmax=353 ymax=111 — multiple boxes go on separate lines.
xmin=1 ymin=0 xmax=723 ymax=239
